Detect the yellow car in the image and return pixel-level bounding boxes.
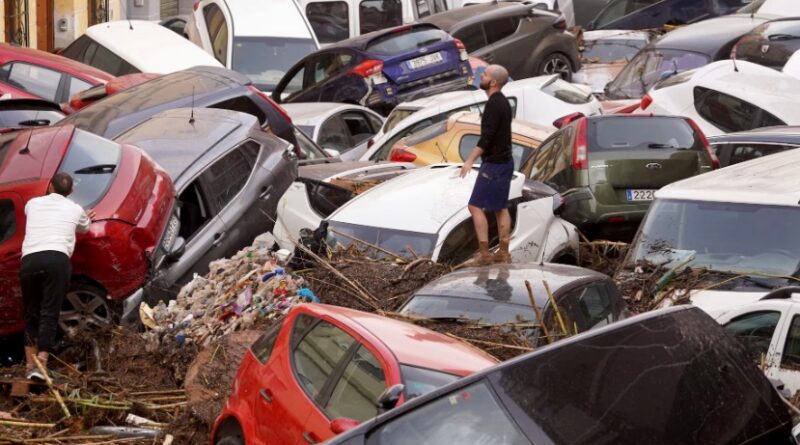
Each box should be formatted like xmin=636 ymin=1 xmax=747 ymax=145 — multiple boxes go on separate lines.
xmin=388 ymin=111 xmax=553 ymax=169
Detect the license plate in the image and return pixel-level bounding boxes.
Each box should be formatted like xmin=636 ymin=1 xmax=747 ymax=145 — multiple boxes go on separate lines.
xmin=407 ymin=52 xmax=443 ymax=70
xmin=626 ymin=189 xmax=657 ymax=201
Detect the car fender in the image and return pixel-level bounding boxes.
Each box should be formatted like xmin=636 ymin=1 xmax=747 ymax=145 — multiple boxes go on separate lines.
xmin=508 ymin=197 xmax=553 ymax=262
xmin=541 ymin=217 xmax=579 ymax=263
xmin=528 ymin=33 xmax=581 ymax=73
xmin=274 ymin=181 xmax=324 ymax=252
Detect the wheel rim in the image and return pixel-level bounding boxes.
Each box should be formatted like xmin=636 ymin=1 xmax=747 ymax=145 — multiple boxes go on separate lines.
xmin=543 ymin=57 xmax=571 ymax=79
xmin=60 ymin=288 xmax=111 ymax=332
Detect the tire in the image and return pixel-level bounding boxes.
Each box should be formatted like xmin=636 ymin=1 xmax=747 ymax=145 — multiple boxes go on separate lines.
xmin=538 ymin=52 xmax=573 ymax=82
xmin=59 ymin=282 xmax=118 ymax=333
xmin=215 ymin=434 xmax=244 ymax=445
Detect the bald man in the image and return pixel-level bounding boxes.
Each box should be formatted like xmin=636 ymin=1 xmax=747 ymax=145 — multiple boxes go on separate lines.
xmin=459 ymin=65 xmax=513 ymax=265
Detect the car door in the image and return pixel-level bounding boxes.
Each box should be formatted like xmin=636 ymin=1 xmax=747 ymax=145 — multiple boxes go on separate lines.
xmin=480 ymin=16 xmax=523 ymax=71
xmin=0 ymin=191 xmax=25 ymax=335
xmin=720 ymin=306 xmax=787 ymax=379
xmin=770 ymin=308 xmax=800 ymax=395
xmin=318 ymin=115 xmax=355 ymax=153
xmin=452 ymin=23 xmax=488 ymax=57
xmin=340 ymin=110 xmax=380 ymax=155
xmin=309 ymin=51 xmax=360 ymax=103
xmin=202 ymin=2 xmax=232 ymax=66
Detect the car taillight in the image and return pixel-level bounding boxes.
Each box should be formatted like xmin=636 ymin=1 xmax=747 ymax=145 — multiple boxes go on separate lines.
xmin=248 ymin=85 xmax=293 ymax=124
xmin=367 ymin=138 xmax=375 ymax=148
xmin=572 ymin=118 xmax=588 ymax=170
xmin=351 ymin=59 xmax=384 ymax=78
xmin=686 ymin=118 xmax=719 ymax=169
xmin=454 ymin=39 xmax=468 ymax=61
xmin=730 ymin=34 xmax=758 ymax=59
xmin=640 ymin=94 xmax=653 ymax=110
xmin=553 ymin=112 xmax=584 ymax=129
xmin=389 ymin=148 xmax=417 ymax=163
xmin=553 ymin=16 xmax=567 ymax=30
xmin=193 ymin=0 xmax=200 ymax=10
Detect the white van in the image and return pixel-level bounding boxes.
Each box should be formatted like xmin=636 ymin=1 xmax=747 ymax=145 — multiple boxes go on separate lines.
xmin=296 ymin=0 xmax=448 ymax=45
xmin=187 ymin=0 xmax=320 ymax=92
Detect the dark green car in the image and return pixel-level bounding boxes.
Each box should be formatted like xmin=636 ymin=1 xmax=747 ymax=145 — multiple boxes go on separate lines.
xmin=520 ymin=114 xmax=718 ymax=240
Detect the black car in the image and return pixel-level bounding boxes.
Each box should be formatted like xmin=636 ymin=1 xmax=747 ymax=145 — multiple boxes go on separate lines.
xmin=0 ymin=98 xmax=64 ymax=131
xmin=708 ymin=126 xmax=800 ymax=167
xmin=326 ymin=306 xmax=796 ymax=445
xmin=399 ymin=263 xmax=628 ymax=345
xmin=114 ymin=107 xmax=297 ymax=303
xmin=57 ymin=66 xmax=298 ymax=147
xmin=586 ymin=0 xmax=751 ymax=31
xmin=732 ymin=17 xmax=800 ymax=70
xmin=604 ymin=14 xmax=771 ymax=100
xmin=420 ymin=3 xmax=581 ymax=81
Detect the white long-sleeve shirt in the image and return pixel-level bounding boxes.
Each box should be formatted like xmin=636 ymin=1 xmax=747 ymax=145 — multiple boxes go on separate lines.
xmin=22 ymin=193 xmax=91 ymax=258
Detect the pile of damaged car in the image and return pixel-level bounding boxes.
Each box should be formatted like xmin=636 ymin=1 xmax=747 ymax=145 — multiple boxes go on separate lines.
xmin=5 ymin=0 xmax=800 ymax=442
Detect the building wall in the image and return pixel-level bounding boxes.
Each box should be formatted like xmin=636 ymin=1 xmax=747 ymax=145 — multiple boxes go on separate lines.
xmin=0 ymin=0 xmax=5 ymax=41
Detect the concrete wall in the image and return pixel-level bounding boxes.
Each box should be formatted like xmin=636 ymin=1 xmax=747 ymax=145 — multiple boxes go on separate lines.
xmin=126 ymin=0 xmax=159 ymax=20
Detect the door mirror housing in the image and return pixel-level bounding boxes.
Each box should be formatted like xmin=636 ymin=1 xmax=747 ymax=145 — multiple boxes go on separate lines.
xmin=330 ymin=418 xmax=360 ymax=435
xmin=165 ymin=236 xmax=186 ymax=262
xmin=376 ymin=383 xmax=404 ymax=412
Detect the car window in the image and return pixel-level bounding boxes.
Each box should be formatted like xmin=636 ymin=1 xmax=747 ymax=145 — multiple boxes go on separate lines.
xmin=541 ymin=77 xmax=592 ymax=104
xmin=293 ymin=318 xmax=357 ymax=400
xmin=453 ymin=24 xmax=486 ymax=53
xmin=529 ymin=128 xmax=571 ymax=181
xmin=782 ymin=315 xmax=800 ymax=368
xmin=556 ymin=283 xmax=615 ymax=333
xmin=0 ymin=199 xmax=16 ymax=244
xmin=593 ymin=0 xmax=660 ymax=28
xmin=325 ymin=345 xmax=387 ymax=422
xmin=68 ymin=76 xmax=93 ymax=98
xmin=589 ymin=117 xmax=701 ymax=152
xmin=307 ymin=1 xmax=350 ymax=44
xmin=282 ymin=65 xmax=307 ymax=99
xmin=694 ymin=86 xmax=786 ymax=133
xmin=400 ymin=365 xmax=458 ymax=399
xmin=210 ymin=96 xmax=267 ymax=125
xmin=198 ymin=141 xmax=259 ymax=211
xmin=294 ymin=127 xmax=328 ymax=160
xmin=342 ymin=111 xmax=377 ymax=145
xmin=367 ymin=113 xmax=384 ymax=133
xmin=723 ymin=311 xmax=780 ymax=363
xmin=729 ymin=143 xmax=794 ymax=165
xmin=204 ymin=3 xmax=229 ymax=64
xmin=433 ymin=0 xmax=447 ymax=13
xmin=484 ymin=17 xmax=520 ymax=45
xmin=0 ymin=62 xmax=61 ymax=102
xmin=89 ymin=43 xmax=139 ymax=76
xmin=303 ymin=179 xmax=355 ymax=217
xmin=312 ymin=52 xmax=353 ymax=86
xmin=251 ymin=319 xmax=285 ymax=364
xmin=233 ymin=37 xmax=318 ymax=91
xmin=581 ymin=38 xmax=647 ymax=64
xmin=366 ymin=380 xmax=529 ymax=445
xmin=319 ymin=116 xmax=353 ymax=151
xmin=58 ymin=129 xmax=122 ymax=208
xmin=61 ymin=35 xmax=92 ymax=62
xmin=606 ymin=49 xmax=709 ymax=100
xmin=457 ymin=134 xmax=531 ymax=170
xmin=366 ymin=27 xmax=448 ymax=55
xmin=415 ymin=0 xmax=431 ymax=18
xmin=360 ymin=0 xmax=403 ymax=34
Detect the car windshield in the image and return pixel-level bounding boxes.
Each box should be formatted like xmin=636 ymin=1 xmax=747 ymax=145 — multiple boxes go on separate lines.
xmin=404 ymin=120 xmax=448 ymax=146
xmin=232 ymin=37 xmax=317 ymax=90
xmin=384 ymin=107 xmax=420 ymax=134
xmin=629 ymin=199 xmax=800 ymax=276
xmin=582 ymin=38 xmax=648 ymax=63
xmin=605 ymin=48 xmax=710 ymax=99
xmin=0 ymin=109 xmax=64 ymax=128
xmin=402 ymin=295 xmax=535 ymax=324
xmin=541 ymin=76 xmax=593 ymax=104
xmin=366 ymin=27 xmax=449 ymax=55
xmin=57 ymin=129 xmax=121 ymax=208
xmin=327 ymin=221 xmax=437 ymax=258
xmin=400 ymin=365 xmax=459 ymax=399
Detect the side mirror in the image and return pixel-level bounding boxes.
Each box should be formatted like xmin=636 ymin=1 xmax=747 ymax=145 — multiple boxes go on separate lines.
xmin=323 ymin=148 xmax=342 ymax=158
xmin=166 ymin=236 xmax=186 ymax=262
xmin=376 ymin=383 xmax=404 ymax=412
xmin=562 ymin=189 xmax=593 ymax=207
xmin=659 ymin=70 xmax=676 ymax=81
xmin=330 ymin=418 xmax=360 ymax=435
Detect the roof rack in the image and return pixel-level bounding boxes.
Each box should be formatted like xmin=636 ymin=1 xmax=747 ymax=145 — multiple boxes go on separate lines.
xmin=759 ymin=286 xmax=800 ymax=301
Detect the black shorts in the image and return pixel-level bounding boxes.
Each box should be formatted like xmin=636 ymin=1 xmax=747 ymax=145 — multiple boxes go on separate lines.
xmin=468 ymin=160 xmax=514 ymax=211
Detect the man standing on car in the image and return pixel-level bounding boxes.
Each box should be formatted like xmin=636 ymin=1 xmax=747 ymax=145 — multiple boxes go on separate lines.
xmin=459 ymin=64 xmax=513 ymax=265
xmin=20 ymin=172 xmax=93 ymax=380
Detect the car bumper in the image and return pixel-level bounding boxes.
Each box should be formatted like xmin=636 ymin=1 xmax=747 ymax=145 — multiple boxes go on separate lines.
xmin=366 ymin=73 xmax=471 ymax=110
xmin=121 ymin=288 xmax=144 ymax=328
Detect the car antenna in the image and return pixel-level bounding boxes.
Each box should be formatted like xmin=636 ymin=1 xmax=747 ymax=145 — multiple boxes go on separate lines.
xmin=19 ymin=128 xmax=33 ymax=155
xmin=128 ymin=19 xmax=134 ymax=30
xmin=732 ymin=52 xmax=739 ymax=73
xmin=189 ymin=86 xmax=196 ymax=124
xmin=435 ymin=140 xmax=447 ymax=163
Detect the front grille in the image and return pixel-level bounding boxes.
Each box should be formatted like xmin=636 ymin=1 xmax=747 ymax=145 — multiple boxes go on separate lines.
xmin=396 ymin=68 xmax=462 ymax=92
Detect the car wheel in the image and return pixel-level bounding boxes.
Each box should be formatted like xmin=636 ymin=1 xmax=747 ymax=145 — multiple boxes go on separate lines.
xmin=539 ymin=53 xmax=573 ymax=82
xmin=216 ymin=434 xmax=244 ymax=445
xmin=59 ymin=282 xmax=117 ymax=333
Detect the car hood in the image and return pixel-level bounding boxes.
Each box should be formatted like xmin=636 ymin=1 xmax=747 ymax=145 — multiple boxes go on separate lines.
xmin=661 ymin=289 xmax=767 ymax=318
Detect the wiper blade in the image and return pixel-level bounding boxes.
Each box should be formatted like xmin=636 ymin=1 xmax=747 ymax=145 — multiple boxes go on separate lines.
xmin=74 ymin=164 xmax=116 ymax=174
xmin=17 ymin=119 xmax=51 ymax=127
xmin=647 ymin=143 xmax=677 ymax=149
xmin=741 ymin=275 xmax=777 ymax=290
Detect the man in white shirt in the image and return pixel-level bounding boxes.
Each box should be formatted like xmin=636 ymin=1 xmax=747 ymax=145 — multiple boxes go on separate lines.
xmin=20 ymin=172 xmax=94 ymax=380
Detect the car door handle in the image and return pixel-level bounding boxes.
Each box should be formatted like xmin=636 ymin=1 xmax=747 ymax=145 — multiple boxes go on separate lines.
xmin=212 ymin=231 xmax=226 ymax=246
xmin=302 ymin=432 xmax=317 ymax=444
xmin=259 ymin=388 xmax=273 ymax=403
xmin=260 ymin=185 xmax=272 ymax=200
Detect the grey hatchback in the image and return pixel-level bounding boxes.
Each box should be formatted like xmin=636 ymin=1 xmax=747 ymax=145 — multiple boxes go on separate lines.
xmin=114 ymin=107 xmax=297 ymax=302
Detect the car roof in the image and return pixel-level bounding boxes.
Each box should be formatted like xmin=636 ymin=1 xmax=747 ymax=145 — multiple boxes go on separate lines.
xmin=653 ymin=14 xmax=771 ymax=56
xmin=0 ymin=43 xmax=114 ymax=84
xmin=327 ymin=23 xmax=442 ymax=51
xmin=329 ymin=165 xmax=524 ymax=234
xmin=113 ymin=107 xmax=257 ymax=183
xmin=0 ymin=125 xmax=72 ymax=186
xmin=307 ymin=304 xmax=498 ymax=375
xmin=221 ymin=0 xmax=314 ymax=38
xmin=420 ymin=2 xmax=539 ymax=30
xmin=708 ymin=126 xmax=800 ymax=144
xmin=413 ymin=263 xmax=607 ymax=307
xmin=656 ymin=146 xmax=800 ymax=206
xmin=85 ymin=20 xmax=224 ymax=73
xmin=452 ymin=111 xmax=552 ymax=142
xmin=282 ymin=102 xmax=376 ymax=126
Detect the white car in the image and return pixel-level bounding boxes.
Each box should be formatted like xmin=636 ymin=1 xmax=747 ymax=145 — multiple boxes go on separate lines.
xmin=636 ymin=59 xmax=800 ymax=137
xmin=275 ymin=164 xmax=579 ymax=264
xmin=187 ymin=0 xmax=320 ymax=92
xmin=60 ymin=20 xmax=223 ymax=76
xmin=623 ymin=147 xmax=800 ymax=317
xmin=716 ymin=288 xmax=800 ymax=397
xmin=362 ymin=75 xmax=602 ymax=161
xmin=281 ymin=102 xmax=384 ymax=161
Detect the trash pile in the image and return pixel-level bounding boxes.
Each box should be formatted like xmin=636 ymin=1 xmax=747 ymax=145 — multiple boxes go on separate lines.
xmin=140 ymin=234 xmax=319 ymax=351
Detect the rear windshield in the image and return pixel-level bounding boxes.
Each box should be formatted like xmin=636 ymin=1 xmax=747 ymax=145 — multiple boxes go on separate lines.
xmin=402 ymin=295 xmax=535 ymax=324
xmin=327 ymin=221 xmax=437 ymax=258
xmin=384 ymin=107 xmax=419 ymax=134
xmin=0 ymin=109 xmax=64 ymax=128
xmin=400 ymin=365 xmax=459 ymax=399
xmin=57 ymin=129 xmax=121 ymax=208
xmin=404 ymin=120 xmax=447 ymax=146
xmin=605 ymin=48 xmax=710 ymax=99
xmin=653 ymin=69 xmax=696 ymax=90
xmin=541 ymin=77 xmax=593 ymax=105
xmin=582 ymin=38 xmax=648 ymax=63
xmin=366 ymin=27 xmax=449 ymax=55
xmin=232 ymin=37 xmax=317 ymax=91
xmin=589 ymin=117 xmax=701 ymax=152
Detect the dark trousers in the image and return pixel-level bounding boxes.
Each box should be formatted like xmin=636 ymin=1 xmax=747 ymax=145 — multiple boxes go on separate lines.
xmin=20 ymin=251 xmax=71 ymax=353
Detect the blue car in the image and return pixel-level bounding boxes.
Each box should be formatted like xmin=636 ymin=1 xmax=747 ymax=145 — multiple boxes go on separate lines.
xmin=271 ymin=23 xmax=472 ymax=116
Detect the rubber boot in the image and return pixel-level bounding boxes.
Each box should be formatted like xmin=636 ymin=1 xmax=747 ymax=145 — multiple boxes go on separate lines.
xmin=493 ymin=239 xmax=512 ymax=264
xmin=23 ymin=346 xmax=38 ymax=376
xmin=472 ymin=241 xmax=493 ymax=266
xmin=26 ymin=351 xmax=48 ymax=382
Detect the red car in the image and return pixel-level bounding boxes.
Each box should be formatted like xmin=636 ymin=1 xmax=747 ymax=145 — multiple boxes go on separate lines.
xmin=0 ymin=125 xmax=175 ymax=336
xmin=0 ymin=43 xmax=114 ymax=103
xmin=63 ymin=73 xmax=160 ymax=114
xmin=211 ymin=304 xmax=498 ymax=445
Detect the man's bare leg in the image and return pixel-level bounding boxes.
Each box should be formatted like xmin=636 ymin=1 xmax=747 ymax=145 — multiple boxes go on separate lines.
xmin=469 ymin=204 xmax=492 ymax=265
xmin=494 ymin=208 xmax=512 ymax=263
